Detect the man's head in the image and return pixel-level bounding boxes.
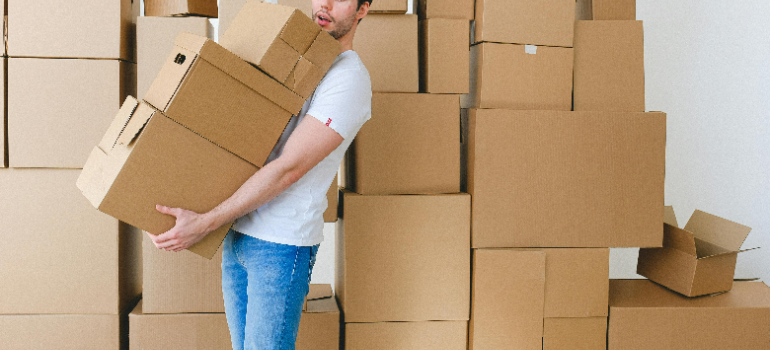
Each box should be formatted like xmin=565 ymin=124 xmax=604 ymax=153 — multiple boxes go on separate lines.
xmin=312 ymin=0 xmax=371 ymax=43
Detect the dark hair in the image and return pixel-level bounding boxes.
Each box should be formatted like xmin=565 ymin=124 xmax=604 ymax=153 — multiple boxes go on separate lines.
xmin=357 ymin=0 xmax=373 ymax=9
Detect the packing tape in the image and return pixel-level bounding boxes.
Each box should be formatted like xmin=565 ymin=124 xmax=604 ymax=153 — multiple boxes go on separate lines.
xmin=525 ymin=45 xmax=537 ymax=55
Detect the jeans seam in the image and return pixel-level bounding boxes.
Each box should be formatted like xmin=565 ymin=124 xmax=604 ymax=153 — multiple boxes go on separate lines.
xmin=277 ymin=246 xmax=301 ymax=349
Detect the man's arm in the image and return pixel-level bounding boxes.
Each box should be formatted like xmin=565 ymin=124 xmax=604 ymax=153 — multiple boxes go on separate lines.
xmin=149 ymin=115 xmax=344 ymax=252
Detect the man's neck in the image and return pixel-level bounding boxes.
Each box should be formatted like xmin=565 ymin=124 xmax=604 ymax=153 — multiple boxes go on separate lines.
xmin=336 ymin=25 xmax=357 ymax=52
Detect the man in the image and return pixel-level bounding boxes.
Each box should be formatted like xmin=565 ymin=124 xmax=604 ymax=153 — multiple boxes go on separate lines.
xmin=146 ymin=0 xmax=373 ymax=348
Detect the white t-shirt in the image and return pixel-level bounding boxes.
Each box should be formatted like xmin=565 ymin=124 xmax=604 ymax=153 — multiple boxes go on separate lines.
xmin=233 ymin=50 xmax=372 ymax=246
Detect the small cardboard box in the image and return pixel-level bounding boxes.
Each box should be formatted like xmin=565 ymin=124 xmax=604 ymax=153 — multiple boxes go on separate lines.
xmin=418 ymin=0 xmax=475 ymax=20
xmin=543 ymin=317 xmax=607 ymax=350
xmin=574 ymin=20 xmax=645 ymax=112
xmin=0 ymin=309 xmax=131 ymax=350
xmin=576 ymin=0 xmax=636 ymax=20
xmin=369 ymin=0 xmax=408 ymax=13
xmin=346 ymin=321 xmax=468 ymax=350
xmin=637 ymin=207 xmax=757 ymax=297
xmin=461 ymin=43 xmax=573 ymax=110
xmin=218 ymin=0 xmax=248 ymax=40
xmin=354 ymin=14 xmax=419 ymax=92
xmin=7 ymin=0 xmax=135 ymax=61
xmin=336 ymin=190 xmax=470 ymax=322
xmin=473 ymin=0 xmax=575 ymax=47
xmin=145 ymin=0 xmax=218 ymax=17
xmin=324 ymin=174 xmax=339 ymax=222
xmin=608 ymin=279 xmax=770 ymax=350
xmin=420 ymin=18 xmax=470 ymax=94
xmin=342 ymin=93 xmax=460 ymax=195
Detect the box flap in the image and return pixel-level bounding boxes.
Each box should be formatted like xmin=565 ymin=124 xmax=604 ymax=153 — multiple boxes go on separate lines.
xmin=307 ymin=284 xmax=333 ymax=301
xmin=302 ymin=30 xmax=342 ymax=72
xmin=664 ymin=205 xmax=678 ymax=227
xmin=98 ymin=96 xmax=139 ymax=153
xmin=117 ymin=103 xmax=156 ymax=147
xmin=695 ymin=237 xmax=733 ymax=259
xmin=684 ymin=210 xmax=752 ymax=252
xmin=281 ymin=10 xmax=322 ymax=54
xmin=663 ymin=224 xmax=697 ymax=256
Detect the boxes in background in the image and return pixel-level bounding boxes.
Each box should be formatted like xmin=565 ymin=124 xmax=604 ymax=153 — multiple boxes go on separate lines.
xmin=473 ymin=0 xmax=575 ymax=47
xmin=543 ymin=317 xmax=607 ymax=350
xmin=342 ymin=93 xmax=460 ymax=195
xmin=145 ymin=0 xmax=219 ymax=17
xmin=7 ymin=58 xmax=134 ymax=168
xmin=463 ymin=109 xmax=666 ymax=248
xmin=574 ymin=21 xmax=645 ymax=112
xmin=354 ymin=14 xmax=419 ymax=92
xmin=324 ymin=174 xmax=339 ymax=222
xmin=608 ymin=279 xmax=770 ymax=350
xmin=296 ymin=285 xmax=341 ymax=350
xmin=420 ymin=18 xmax=470 ymax=93
xmin=637 ymin=208 xmax=756 ymax=297
xmin=345 ymin=321 xmax=468 ymax=350
xmin=1 ymin=59 xmax=5 ymax=168
xmin=461 ymin=43 xmax=573 ymax=110
xmin=418 ymin=0 xmax=474 ymax=19
xmin=336 ymin=190 xmax=470 ymax=322
xmin=218 ymin=0 xmax=248 ymax=39
xmin=7 ymin=0 xmax=135 ymax=61
xmin=369 ymin=0 xmax=408 ymax=13
xmin=0 ymin=168 xmax=141 ymax=314
xmin=278 ymin=0 xmax=313 ymax=17
xmin=576 ymin=0 xmax=636 ymax=20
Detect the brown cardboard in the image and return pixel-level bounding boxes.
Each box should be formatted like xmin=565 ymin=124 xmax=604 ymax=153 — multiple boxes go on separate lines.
xmin=608 ymin=279 xmax=770 ymax=350
xmin=144 ymin=32 xmax=301 ymax=166
xmin=77 ymin=98 xmax=258 ymax=259
xmin=637 ymin=208 xmax=756 ymax=297
xmin=1 ymin=58 xmax=5 ymax=168
xmin=463 ymin=109 xmax=666 ymax=248
xmin=137 ymin=16 xmax=213 ymax=99
xmin=354 ymin=14 xmax=419 ymax=92
xmin=369 ymin=0 xmax=408 ymax=13
xmin=543 ymin=317 xmax=607 ymax=350
xmin=218 ymin=0 xmax=249 ymax=40
xmin=145 ymin=0 xmax=218 ymax=17
xmin=323 ymin=174 xmax=339 ymax=222
xmin=7 ymin=0 xmax=135 ymax=61
xmin=303 ymin=283 xmax=333 ymax=311
xmin=336 ymin=190 xmax=470 ymax=322
xmin=461 ymin=43 xmax=573 ymax=110
xmin=474 ymin=0 xmax=575 ymax=47
xmin=420 ymin=18 xmax=470 ymax=94
xmin=574 ymin=20 xmax=645 ymax=112
xmin=345 ymin=321 xmax=468 ymax=350
xmin=576 ymin=0 xmax=636 ymax=20
xmin=296 ymin=285 xmax=341 ymax=350
xmin=0 ymin=312 xmax=128 ymax=350
xmin=418 ymin=0 xmax=475 ymax=19
xmin=8 ymin=58 xmax=134 ymax=168
xmin=278 ymin=0 xmax=313 ymax=17
xmin=0 ymin=168 xmax=142 ymax=314
xmin=342 ymin=93 xmax=460 ymax=195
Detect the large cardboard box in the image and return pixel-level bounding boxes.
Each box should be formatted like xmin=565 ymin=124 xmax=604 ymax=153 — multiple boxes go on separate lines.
xmin=473 ymin=0 xmax=575 ymax=47
xmin=608 ymin=279 xmax=770 ymax=350
xmin=345 ymin=321 xmax=468 ymax=350
xmin=543 ymin=317 xmax=607 ymax=350
xmin=8 ymin=58 xmax=134 ymax=168
xmin=574 ymin=21 xmax=645 ymax=112
xmin=7 ymin=0 xmax=135 ymax=61
xmin=336 ymin=190 xmax=470 ymax=322
xmin=418 ymin=0 xmax=475 ymax=19
xmin=324 ymin=174 xmax=339 ymax=222
xmin=576 ymin=0 xmax=636 ymax=20
xmin=461 ymin=43 xmax=573 ymax=110
xmin=0 ymin=169 xmax=142 ymax=314
xmin=0 ymin=311 xmax=130 ymax=350
xmin=420 ymin=18 xmax=470 ymax=94
xmin=137 ymin=16 xmax=214 ymax=99
xmin=77 ymin=98 xmax=258 ymax=259
xmin=369 ymin=0 xmax=408 ymax=13
xmin=145 ymin=0 xmax=218 ymax=17
xmin=354 ymin=14 xmax=419 ymax=92
xmin=637 ymin=207 xmax=756 ymax=297
xmin=342 ymin=93 xmax=460 ymax=195
xmin=463 ymin=109 xmax=666 ymax=248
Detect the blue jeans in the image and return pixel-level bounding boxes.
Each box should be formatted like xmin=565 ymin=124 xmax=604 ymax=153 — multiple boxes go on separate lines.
xmin=221 ymin=229 xmax=320 ymax=350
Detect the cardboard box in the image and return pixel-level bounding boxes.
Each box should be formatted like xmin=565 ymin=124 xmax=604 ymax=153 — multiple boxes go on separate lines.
xmin=7 ymin=0 xmax=135 ymax=61
xmin=324 ymin=174 xmax=339 ymax=222
xmin=77 ymin=98 xmax=258 ymax=259
xmin=369 ymin=0 xmax=408 ymax=13
xmin=0 ymin=311 xmax=130 ymax=350
xmin=574 ymin=21 xmax=645 ymax=112
xmin=145 ymin=0 xmax=218 ymax=17
xmin=473 ymin=0 xmax=575 ymax=47
xmin=144 ymin=32 xmax=301 ymax=166
xmin=354 ymin=14 xmax=419 ymax=92
xmin=137 ymin=16 xmax=214 ymax=99
xmin=278 ymin=0 xmax=313 ymax=17
xmin=576 ymin=0 xmax=636 ymax=20
xmin=0 ymin=168 xmax=142 ymax=314
xmin=296 ymin=285 xmax=341 ymax=350
xmin=8 ymin=58 xmax=134 ymax=168
xmin=637 ymin=208 xmax=757 ymax=297
xmin=420 ymin=19 xmax=470 ymax=94
xmin=342 ymin=93 xmax=460 ymax=195
xmin=543 ymin=317 xmax=607 ymax=350
xmin=1 ymin=58 xmax=6 ymax=168
xmin=218 ymin=0 xmax=248 ymax=40
xmin=418 ymin=0 xmax=475 ymax=20
xmin=608 ymin=279 xmax=770 ymax=350
xmin=336 ymin=190 xmax=470 ymax=322
xmin=461 ymin=43 xmax=573 ymax=110
xmin=463 ymin=109 xmax=666 ymax=248
xmin=345 ymin=321 xmax=468 ymax=350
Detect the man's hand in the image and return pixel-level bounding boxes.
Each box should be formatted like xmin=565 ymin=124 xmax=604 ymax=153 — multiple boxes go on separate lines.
xmin=147 ymin=205 xmax=215 ymax=252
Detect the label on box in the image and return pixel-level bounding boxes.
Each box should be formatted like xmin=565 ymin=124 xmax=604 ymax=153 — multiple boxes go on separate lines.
xmin=525 ymin=45 xmax=538 ymax=55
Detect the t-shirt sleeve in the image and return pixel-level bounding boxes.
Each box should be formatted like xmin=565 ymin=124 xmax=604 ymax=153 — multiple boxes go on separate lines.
xmin=306 ymin=66 xmax=372 ymax=140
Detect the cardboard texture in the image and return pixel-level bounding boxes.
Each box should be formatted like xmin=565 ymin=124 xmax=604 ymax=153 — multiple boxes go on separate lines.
xmin=336 ymin=190 xmax=471 ymax=322
xmin=0 ymin=313 xmax=127 ymax=350
xmin=1 ymin=59 xmax=5 ymax=168
xmin=420 ymin=19 xmax=470 ymax=94
xmin=137 ymin=16 xmax=213 ymax=99
xmin=218 ymin=0 xmax=249 ymax=40
xmin=418 ymin=0 xmax=475 ymax=19
xmin=345 ymin=321 xmax=468 ymax=350
xmin=369 ymin=0 xmax=408 ymax=13
xmin=7 ymin=0 xmax=135 ymax=61
xmin=145 ymin=0 xmax=219 ymax=17
xmin=543 ymin=317 xmax=608 ymax=350
xmin=323 ymin=174 xmax=339 ymax=222
xmin=0 ymin=168 xmax=142 ymax=314
xmin=576 ymin=0 xmax=637 ymax=20
xmin=278 ymin=0 xmax=313 ymax=17
xmin=474 ymin=0 xmax=575 ymax=47
xmin=144 ymin=32 xmax=301 ymax=166
xmin=463 ymin=109 xmax=666 ymax=248
xmin=354 ymin=14 xmax=419 ymax=92
xmin=342 ymin=93 xmax=460 ymax=195
xmin=8 ymin=58 xmax=134 ymax=168
xmin=304 ymin=284 xmax=334 ymax=311
xmin=77 ymin=98 xmax=258 ymax=259
xmin=608 ymin=279 xmax=770 ymax=350
xmin=574 ymin=20 xmax=645 ymax=112
xmin=637 ymin=208 xmax=756 ymax=297
xmin=461 ymin=43 xmax=574 ymax=110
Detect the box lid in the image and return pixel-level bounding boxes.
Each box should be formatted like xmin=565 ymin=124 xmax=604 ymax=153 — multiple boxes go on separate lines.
xmin=684 ymin=210 xmax=752 ymax=252
xmin=609 ymin=279 xmax=770 ymax=309
xmin=664 ymin=205 xmax=678 ymax=227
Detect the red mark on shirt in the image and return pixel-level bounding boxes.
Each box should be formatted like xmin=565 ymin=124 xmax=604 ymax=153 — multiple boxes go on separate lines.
xmin=325 ymin=118 xmax=332 ymax=126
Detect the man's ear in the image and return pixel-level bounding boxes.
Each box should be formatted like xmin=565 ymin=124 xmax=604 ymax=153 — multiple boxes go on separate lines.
xmin=357 ymin=2 xmax=370 ymax=21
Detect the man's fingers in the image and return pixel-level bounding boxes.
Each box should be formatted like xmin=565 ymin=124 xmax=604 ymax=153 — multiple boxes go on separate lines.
xmin=156 ymin=205 xmax=181 ymax=217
